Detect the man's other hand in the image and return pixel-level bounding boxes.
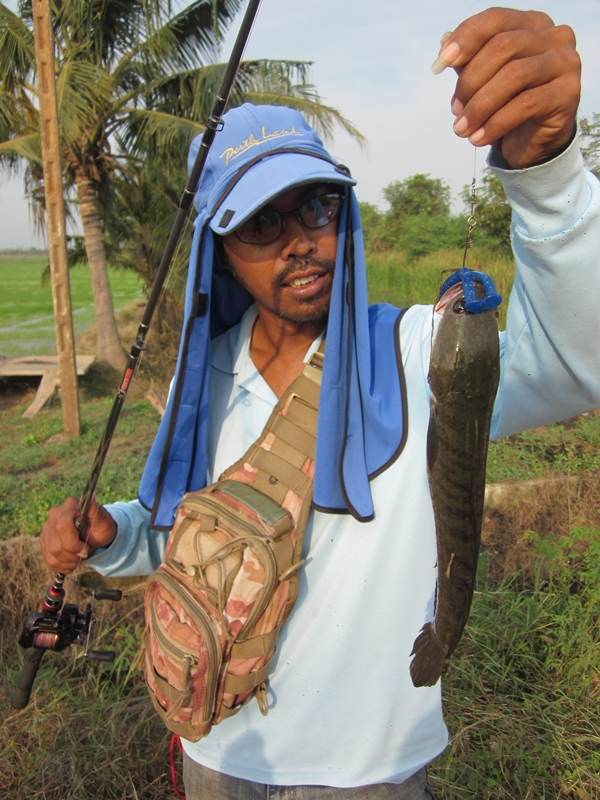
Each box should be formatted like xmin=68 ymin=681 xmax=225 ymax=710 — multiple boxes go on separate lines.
xmin=40 ymin=497 xmax=117 ymax=573
xmin=433 ymin=8 xmax=581 ymax=168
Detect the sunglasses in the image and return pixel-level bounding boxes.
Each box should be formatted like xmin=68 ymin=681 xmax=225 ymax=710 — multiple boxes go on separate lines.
xmin=234 ymin=191 xmax=343 ymax=246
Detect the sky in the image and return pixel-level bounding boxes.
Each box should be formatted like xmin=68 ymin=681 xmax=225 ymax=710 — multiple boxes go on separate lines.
xmin=1 ymin=0 xmax=600 ymax=249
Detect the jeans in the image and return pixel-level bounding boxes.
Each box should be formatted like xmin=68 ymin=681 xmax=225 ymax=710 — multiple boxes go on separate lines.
xmin=182 ymin=754 xmax=437 ymax=799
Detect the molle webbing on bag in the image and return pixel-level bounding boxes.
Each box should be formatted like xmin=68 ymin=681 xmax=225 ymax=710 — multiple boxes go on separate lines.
xmin=144 ymin=345 xmax=323 ymax=741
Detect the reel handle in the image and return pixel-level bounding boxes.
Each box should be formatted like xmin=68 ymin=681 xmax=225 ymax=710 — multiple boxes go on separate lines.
xmin=86 ymin=649 xmax=116 ymax=663
xmin=93 ymin=588 xmax=122 ymax=602
xmin=11 ymin=647 xmax=45 ymax=709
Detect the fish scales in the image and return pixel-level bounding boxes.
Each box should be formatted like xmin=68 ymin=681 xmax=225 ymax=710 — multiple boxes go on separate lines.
xmin=410 ymin=285 xmax=500 ymax=688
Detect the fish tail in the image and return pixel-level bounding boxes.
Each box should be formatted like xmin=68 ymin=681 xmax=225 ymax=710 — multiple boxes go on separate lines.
xmin=409 ymin=623 xmax=446 ymax=687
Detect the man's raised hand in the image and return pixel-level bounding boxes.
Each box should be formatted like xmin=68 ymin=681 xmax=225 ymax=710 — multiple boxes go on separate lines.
xmin=433 ymin=8 xmax=581 ymax=169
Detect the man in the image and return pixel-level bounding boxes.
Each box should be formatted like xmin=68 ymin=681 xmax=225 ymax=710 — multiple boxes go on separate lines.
xmin=41 ymin=8 xmax=599 ymax=799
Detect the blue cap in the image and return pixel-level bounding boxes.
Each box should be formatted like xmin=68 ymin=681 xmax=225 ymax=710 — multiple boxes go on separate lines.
xmin=187 ymin=103 xmax=356 ymax=236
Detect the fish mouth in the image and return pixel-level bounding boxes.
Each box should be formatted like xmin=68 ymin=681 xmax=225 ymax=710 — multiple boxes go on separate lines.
xmin=434 ymin=283 xmax=464 ymax=314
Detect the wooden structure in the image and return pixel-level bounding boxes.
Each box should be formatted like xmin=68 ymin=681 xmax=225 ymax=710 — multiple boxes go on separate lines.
xmin=32 ymin=0 xmax=81 ymax=435
xmin=0 ymin=355 xmax=94 ymax=419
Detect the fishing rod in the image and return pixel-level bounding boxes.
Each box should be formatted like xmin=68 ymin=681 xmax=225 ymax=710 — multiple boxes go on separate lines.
xmin=12 ymin=0 xmax=263 ymax=711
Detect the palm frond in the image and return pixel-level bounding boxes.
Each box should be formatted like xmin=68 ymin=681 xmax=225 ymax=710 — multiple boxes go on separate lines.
xmin=144 ymin=58 xmax=366 ymax=147
xmin=0 ymin=3 xmax=35 ymax=90
xmin=51 ymin=1 xmax=151 ymax=67
xmin=0 ymin=84 xmax=36 ymax=134
xmin=132 ymin=60 xmax=332 ymax=124
xmin=121 ymin=107 xmax=204 ymax=155
xmin=56 ymin=59 xmax=114 ymax=148
xmin=116 ymin=57 xmax=366 ymax=161
xmin=128 ymin=0 xmax=242 ymax=77
xmin=0 ymin=131 xmax=41 ymax=163
xmin=25 ymin=173 xmax=48 ymax=238
xmin=233 ymin=60 xmax=314 ymax=95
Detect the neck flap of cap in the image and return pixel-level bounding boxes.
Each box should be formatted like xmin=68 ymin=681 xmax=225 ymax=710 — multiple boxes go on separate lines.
xmin=138 ymin=152 xmax=406 ymax=527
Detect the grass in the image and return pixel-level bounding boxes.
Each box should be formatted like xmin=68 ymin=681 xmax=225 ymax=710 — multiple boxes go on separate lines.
xmin=0 ymin=392 xmax=167 ymax=796
xmin=0 ymin=254 xmax=144 ymax=357
xmin=0 ymin=539 xmax=170 ymax=800
xmin=0 ymin=392 xmax=159 ymax=541
xmin=487 ymin=412 xmax=600 ymax=483
xmin=431 ymin=527 xmax=600 ymax=799
xmin=366 ymin=246 xmax=514 ymax=330
xmin=0 ymin=246 xmax=598 ymax=797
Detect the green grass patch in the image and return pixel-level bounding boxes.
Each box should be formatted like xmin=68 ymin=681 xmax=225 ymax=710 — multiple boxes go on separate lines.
xmin=0 ymin=254 xmax=144 ymax=357
xmin=0 ymin=394 xmax=159 ymax=540
xmin=366 ymin=246 xmax=515 ymax=330
xmin=487 ymin=414 xmax=600 ymax=483
xmin=431 ymin=529 xmax=600 ymax=799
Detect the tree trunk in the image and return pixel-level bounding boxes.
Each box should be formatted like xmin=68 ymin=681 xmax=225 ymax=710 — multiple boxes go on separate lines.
xmin=75 ymin=170 xmax=126 ymax=371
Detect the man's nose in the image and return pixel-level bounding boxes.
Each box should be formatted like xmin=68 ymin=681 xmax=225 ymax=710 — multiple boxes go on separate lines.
xmin=279 ymin=215 xmax=316 ymax=259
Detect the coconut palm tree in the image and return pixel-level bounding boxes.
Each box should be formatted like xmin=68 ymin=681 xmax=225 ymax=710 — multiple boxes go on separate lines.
xmin=0 ymin=0 xmax=364 ymax=369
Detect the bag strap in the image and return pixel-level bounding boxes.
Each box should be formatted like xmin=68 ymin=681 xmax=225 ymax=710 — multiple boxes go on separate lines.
xmin=219 ymin=342 xmax=324 ymax=552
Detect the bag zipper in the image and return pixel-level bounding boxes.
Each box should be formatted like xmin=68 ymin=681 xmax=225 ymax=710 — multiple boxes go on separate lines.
xmin=149 ymin=602 xmax=197 ymax=691
xmin=150 ymin=571 xmax=222 ymax=722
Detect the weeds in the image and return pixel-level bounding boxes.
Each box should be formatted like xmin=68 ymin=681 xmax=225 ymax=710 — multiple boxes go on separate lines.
xmin=487 ymin=414 xmax=600 ymax=483
xmin=366 ymin=246 xmax=514 ymax=329
xmin=1 ymin=247 xmax=598 ymax=797
xmin=0 ymin=536 xmax=169 ymax=800
xmin=0 ymin=396 xmax=159 ymax=541
xmin=483 ymin=469 xmax=600 ymax=582
xmin=430 ymin=528 xmax=600 ymax=799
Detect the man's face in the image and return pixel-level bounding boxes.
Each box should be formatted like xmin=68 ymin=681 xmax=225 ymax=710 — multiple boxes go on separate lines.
xmin=220 ymin=183 xmax=341 ymax=327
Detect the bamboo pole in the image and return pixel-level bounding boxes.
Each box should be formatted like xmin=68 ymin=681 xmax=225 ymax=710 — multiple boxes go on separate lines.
xmin=31 ymin=0 xmax=80 ymax=436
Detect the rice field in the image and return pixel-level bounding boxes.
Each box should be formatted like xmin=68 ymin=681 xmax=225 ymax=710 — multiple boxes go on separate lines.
xmin=0 ymin=253 xmax=144 ymax=358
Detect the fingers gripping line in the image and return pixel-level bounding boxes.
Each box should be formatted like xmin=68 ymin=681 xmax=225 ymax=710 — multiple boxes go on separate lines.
xmin=432 ymin=8 xmax=580 ymax=166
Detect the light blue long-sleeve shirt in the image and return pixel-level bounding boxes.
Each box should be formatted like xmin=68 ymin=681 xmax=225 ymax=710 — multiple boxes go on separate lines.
xmin=88 ymin=135 xmax=600 ymax=787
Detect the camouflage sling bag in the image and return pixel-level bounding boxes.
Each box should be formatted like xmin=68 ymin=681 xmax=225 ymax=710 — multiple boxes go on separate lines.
xmin=144 ymin=345 xmax=323 ymax=741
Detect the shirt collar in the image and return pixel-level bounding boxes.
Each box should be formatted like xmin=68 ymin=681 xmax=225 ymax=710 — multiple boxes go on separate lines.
xmin=211 ymin=302 xmax=324 ymax=402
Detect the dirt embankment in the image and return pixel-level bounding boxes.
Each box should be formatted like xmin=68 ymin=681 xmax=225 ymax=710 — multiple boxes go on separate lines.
xmin=483 ymin=470 xmax=600 ymax=579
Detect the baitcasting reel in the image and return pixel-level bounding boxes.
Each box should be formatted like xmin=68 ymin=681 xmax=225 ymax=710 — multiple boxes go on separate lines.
xmin=12 ymin=574 xmax=122 ymax=709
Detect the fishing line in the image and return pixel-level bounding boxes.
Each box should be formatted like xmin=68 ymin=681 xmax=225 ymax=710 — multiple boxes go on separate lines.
xmin=462 ymin=146 xmax=479 ymax=269
xmin=430 ymin=145 xmax=479 ymax=352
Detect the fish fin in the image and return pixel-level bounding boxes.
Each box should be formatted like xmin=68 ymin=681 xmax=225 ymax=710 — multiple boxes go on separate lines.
xmin=409 ymin=622 xmax=446 ymax=687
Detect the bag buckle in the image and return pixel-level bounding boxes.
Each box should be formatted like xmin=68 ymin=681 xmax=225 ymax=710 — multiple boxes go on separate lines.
xmin=255 ymin=681 xmax=269 ymax=716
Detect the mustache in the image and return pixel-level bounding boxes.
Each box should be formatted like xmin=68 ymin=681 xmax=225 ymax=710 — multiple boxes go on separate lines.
xmin=274 ymin=256 xmax=336 ymax=288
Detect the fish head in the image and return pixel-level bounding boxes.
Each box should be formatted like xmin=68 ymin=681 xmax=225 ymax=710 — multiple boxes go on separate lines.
xmin=429 ymin=283 xmax=500 ymax=403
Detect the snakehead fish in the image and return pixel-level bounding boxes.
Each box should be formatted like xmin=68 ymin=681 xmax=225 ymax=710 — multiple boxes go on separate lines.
xmin=410 ymin=279 xmax=500 ymax=687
